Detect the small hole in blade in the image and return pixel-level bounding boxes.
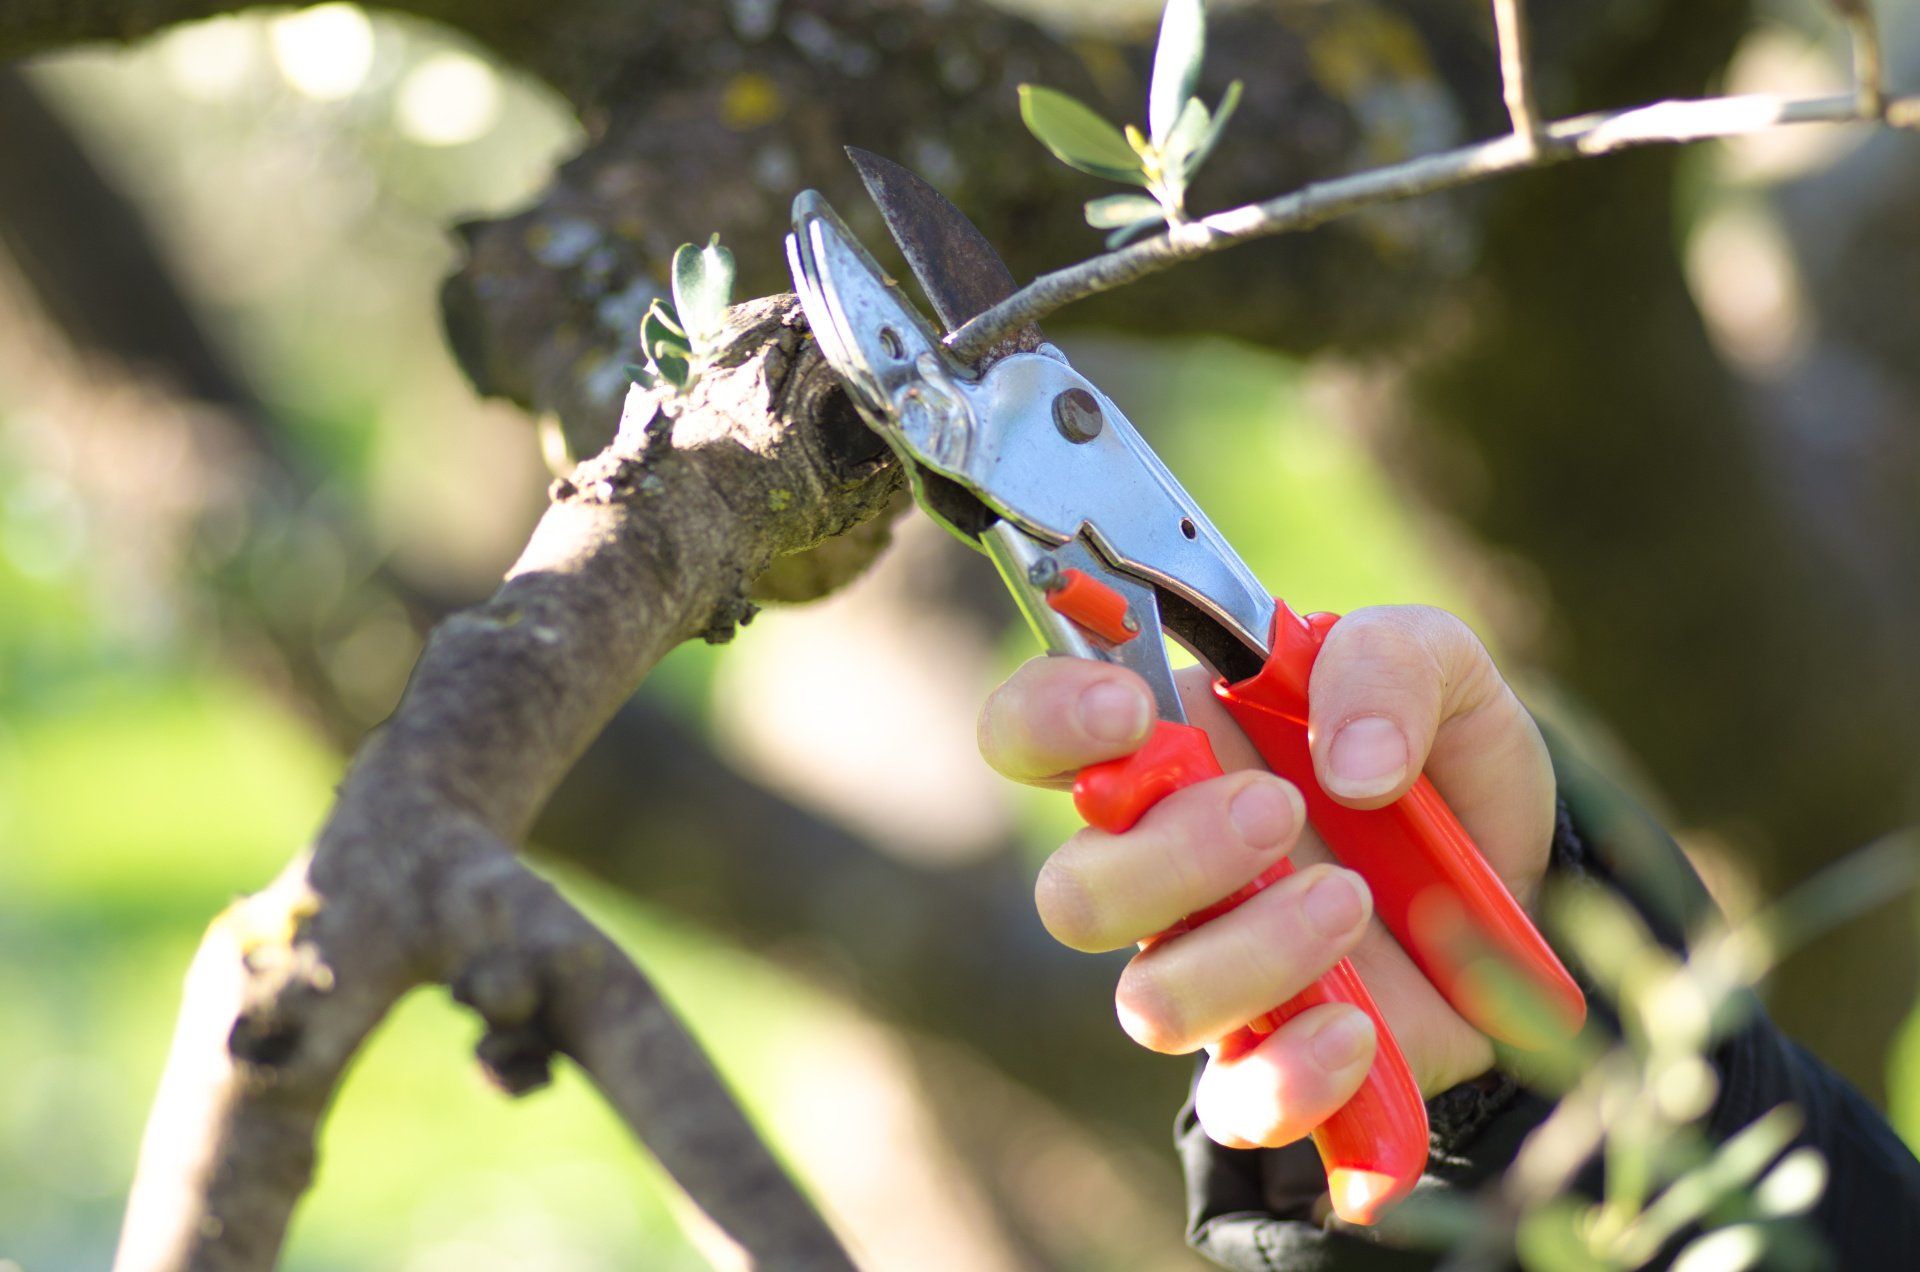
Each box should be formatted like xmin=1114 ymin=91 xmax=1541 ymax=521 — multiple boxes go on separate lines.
xmin=878 ymin=327 xmax=904 ymax=359
xmin=1179 ymin=518 xmax=1197 ymax=540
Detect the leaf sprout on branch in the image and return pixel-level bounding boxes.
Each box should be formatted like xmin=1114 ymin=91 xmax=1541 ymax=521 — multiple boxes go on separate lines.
xmin=629 ymin=233 xmax=736 ymax=395
xmin=1018 ymin=0 xmax=1241 ymax=247
xmin=953 ymin=0 xmax=1917 ymax=364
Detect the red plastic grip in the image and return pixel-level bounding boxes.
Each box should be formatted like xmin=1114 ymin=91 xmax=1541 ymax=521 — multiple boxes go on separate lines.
xmin=1214 ymin=601 xmax=1587 ymax=1048
xmin=1075 ymin=721 xmax=1429 ymax=1224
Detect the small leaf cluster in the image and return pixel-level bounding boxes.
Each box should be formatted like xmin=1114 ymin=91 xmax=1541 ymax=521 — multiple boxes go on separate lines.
xmin=629 ymin=235 xmax=736 ymax=394
xmin=1392 ymin=835 xmax=1916 ymax=1270
xmin=1017 ymin=0 xmax=1241 ymax=247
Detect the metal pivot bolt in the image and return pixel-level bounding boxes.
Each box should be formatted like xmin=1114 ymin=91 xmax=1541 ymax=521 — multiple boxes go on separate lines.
xmin=1027 ymin=557 xmax=1064 ymax=591
xmin=1052 ymin=388 xmax=1104 ymax=443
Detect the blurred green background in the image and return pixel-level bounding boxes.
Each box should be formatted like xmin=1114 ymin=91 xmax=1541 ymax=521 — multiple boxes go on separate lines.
xmin=3 ymin=4 xmax=1917 ymax=1270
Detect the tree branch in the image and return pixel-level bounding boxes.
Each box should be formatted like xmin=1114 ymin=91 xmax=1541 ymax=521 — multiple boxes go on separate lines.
xmin=0 ymin=51 xmax=1180 ymax=1195
xmin=112 ymin=296 xmax=896 ymax=1271
xmin=948 ymin=89 xmax=1919 ymax=361
xmin=540 ymin=699 xmax=1171 ymax=1144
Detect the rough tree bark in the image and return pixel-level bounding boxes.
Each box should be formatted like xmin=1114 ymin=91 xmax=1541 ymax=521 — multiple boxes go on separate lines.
xmin=113 ymin=297 xmax=895 ymax=1269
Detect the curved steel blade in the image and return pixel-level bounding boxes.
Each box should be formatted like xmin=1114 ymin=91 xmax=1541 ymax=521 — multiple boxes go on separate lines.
xmin=846 ymin=147 xmax=1044 ymax=359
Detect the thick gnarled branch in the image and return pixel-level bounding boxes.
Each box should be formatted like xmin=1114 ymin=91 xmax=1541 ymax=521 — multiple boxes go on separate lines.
xmin=113 ymin=297 xmax=896 ymax=1272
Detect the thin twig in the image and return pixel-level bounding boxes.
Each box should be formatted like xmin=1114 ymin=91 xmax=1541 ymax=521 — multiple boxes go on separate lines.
xmin=1492 ymin=0 xmax=1543 ymax=148
xmin=1834 ymin=0 xmax=1887 ymax=119
xmin=949 ymin=90 xmax=1918 ymax=361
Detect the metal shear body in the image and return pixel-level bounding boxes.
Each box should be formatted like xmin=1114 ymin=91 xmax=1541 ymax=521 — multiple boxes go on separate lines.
xmin=789 ymin=193 xmax=1270 ymax=710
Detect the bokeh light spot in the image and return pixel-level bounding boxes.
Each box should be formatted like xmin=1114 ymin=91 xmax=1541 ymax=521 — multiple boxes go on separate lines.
xmin=1686 ymin=202 xmax=1806 ymax=375
xmin=721 ymin=72 xmax=784 ymax=130
xmin=268 ymin=3 xmax=375 ymax=102
xmin=157 ymin=16 xmax=256 ymax=103
xmin=395 ymin=52 xmax=502 ymax=147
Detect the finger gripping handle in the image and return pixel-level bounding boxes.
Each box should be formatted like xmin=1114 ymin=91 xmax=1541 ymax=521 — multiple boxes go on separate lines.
xmin=1074 ymin=721 xmax=1428 ymax=1224
xmin=1073 ymin=723 xmax=1226 ymax=835
xmin=1216 ymin=601 xmax=1587 ymax=1048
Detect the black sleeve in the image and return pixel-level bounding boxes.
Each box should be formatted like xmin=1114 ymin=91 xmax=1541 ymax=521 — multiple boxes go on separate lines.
xmin=1176 ymin=733 xmax=1920 ymax=1271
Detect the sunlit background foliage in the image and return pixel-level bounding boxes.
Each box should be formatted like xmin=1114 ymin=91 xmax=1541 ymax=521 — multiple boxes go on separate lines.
xmin=1 ymin=3 xmax=1914 ymax=1269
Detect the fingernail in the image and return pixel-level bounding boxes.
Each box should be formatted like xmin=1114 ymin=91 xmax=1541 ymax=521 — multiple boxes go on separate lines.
xmin=1228 ymin=781 xmax=1300 ymax=851
xmin=1078 ymin=681 xmax=1150 ymax=745
xmin=1302 ymin=869 xmax=1367 ymax=938
xmin=1310 ymin=1009 xmax=1375 ymax=1072
xmin=1327 ymin=716 xmax=1408 ymax=798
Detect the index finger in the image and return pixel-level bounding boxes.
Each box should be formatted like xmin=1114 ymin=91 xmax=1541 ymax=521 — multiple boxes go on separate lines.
xmin=977 ymin=657 xmax=1154 ymax=787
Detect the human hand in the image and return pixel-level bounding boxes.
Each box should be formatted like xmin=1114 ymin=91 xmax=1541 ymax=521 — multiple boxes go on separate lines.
xmin=977 ymin=606 xmax=1555 ymax=1150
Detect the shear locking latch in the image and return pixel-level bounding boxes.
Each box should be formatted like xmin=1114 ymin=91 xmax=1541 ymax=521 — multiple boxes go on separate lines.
xmin=1030 ymin=559 xmax=1140 ymax=645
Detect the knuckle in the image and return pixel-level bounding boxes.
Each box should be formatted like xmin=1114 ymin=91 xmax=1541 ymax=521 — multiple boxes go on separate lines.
xmin=1145 ymin=790 xmax=1224 ymax=900
xmin=1404 ymin=607 xmax=1503 ymax=715
xmin=974 ymin=696 xmax=1005 ymax=761
xmin=975 ymin=673 xmax=1035 ymax=764
xmin=1233 ymin=881 xmax=1334 ymax=990
xmin=1143 ymin=779 xmax=1281 ymax=911
xmin=1115 ymin=958 xmax=1193 ymax=1054
xmin=1323 ymin=607 xmax=1500 ymax=724
xmin=1417 ymin=604 xmax=1480 ymax=648
xmin=1280 ymin=863 xmax=1366 ymax=945
xmin=1327 ymin=611 xmax=1434 ymax=684
xmin=1033 ymin=843 xmax=1110 ymax=952
xmin=1404 ymin=604 xmax=1489 ymax=673
xmin=1221 ymin=772 xmax=1304 ymax=854
xmin=979 ymin=657 xmax=1108 ymax=778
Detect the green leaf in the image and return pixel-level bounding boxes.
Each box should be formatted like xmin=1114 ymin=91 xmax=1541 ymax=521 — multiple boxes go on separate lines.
xmin=652 ymin=351 xmax=691 ymax=389
xmin=1084 ymin=193 xmax=1164 ymax=228
xmin=1184 ymin=78 xmax=1243 ymax=179
xmin=643 ymin=296 xmax=684 ymax=339
xmin=649 ymin=330 xmax=693 ymax=361
xmin=1749 ymin=830 xmax=1918 ymax=969
xmin=1018 ymin=84 xmax=1148 ymax=185
xmin=1614 ymin=1106 xmax=1803 ymax=1262
xmin=1514 ymin=1199 xmax=1607 ymax=1272
xmin=672 ymin=234 xmax=736 ymax=348
xmin=1160 ymin=96 xmax=1211 ymax=172
xmin=642 ymin=304 xmax=690 ymax=366
xmin=1148 ymin=0 xmax=1206 ymax=146
xmin=623 ymin=362 xmax=655 ymax=387
xmin=1105 ymin=217 xmax=1166 ymax=249
xmin=1546 ymin=879 xmax=1674 ymax=1006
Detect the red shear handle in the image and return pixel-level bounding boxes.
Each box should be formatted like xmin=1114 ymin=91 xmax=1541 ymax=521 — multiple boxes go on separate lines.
xmin=1214 ymin=602 xmax=1587 ymax=1049
xmin=1074 ymin=721 xmax=1428 ymax=1225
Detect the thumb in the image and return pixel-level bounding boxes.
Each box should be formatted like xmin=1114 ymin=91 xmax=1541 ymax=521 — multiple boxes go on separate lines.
xmin=1307 ymin=607 xmax=1473 ymax=807
xmin=1303 ymin=606 xmax=1554 ymax=891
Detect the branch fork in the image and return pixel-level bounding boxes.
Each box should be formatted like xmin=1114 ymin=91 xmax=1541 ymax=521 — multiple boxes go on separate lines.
xmin=113 ymin=298 xmax=893 ymax=1272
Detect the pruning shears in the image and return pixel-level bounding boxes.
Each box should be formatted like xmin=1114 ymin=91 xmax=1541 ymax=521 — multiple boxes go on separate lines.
xmin=786 ymin=151 xmax=1586 ymax=1224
